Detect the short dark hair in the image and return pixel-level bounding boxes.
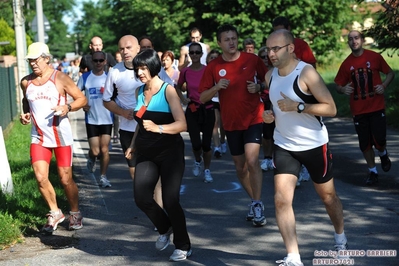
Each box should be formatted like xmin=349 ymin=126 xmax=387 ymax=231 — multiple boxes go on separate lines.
xmin=190 ymin=27 xmax=202 ymax=35
xmin=189 ymin=42 xmax=202 ymax=52
xmin=217 ymin=24 xmax=238 ymax=42
xmin=272 ymin=16 xmax=291 ymax=30
xmin=243 ymin=38 xmax=256 ymax=48
xmin=92 ymin=51 xmax=106 ymax=59
xmin=138 ymin=35 xmax=154 ymax=46
xmin=133 ymin=49 xmax=161 ymax=78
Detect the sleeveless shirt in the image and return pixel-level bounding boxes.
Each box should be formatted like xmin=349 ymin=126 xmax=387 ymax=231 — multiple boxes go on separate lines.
xmin=25 ymin=70 xmax=73 ymax=147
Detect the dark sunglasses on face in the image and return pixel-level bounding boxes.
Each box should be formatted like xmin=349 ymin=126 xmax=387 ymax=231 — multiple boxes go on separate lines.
xmin=189 ymin=51 xmax=202 ymax=55
xmin=93 ymin=59 xmax=105 ymax=63
xmin=260 ymin=55 xmax=267 ymax=59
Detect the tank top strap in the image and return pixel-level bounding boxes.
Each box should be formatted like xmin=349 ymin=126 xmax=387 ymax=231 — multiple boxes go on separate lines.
xmin=49 ymin=69 xmax=57 ymax=83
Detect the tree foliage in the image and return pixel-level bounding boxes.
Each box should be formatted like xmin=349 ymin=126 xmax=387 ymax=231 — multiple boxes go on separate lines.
xmin=77 ymin=0 xmax=355 ymax=65
xmin=357 ymin=0 xmax=399 ymax=56
xmin=23 ymin=0 xmax=76 ymax=59
xmin=0 ymin=18 xmax=16 ymax=56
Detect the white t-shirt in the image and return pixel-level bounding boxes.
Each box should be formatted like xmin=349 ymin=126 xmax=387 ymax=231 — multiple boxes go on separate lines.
xmin=77 ymin=71 xmax=113 ymax=125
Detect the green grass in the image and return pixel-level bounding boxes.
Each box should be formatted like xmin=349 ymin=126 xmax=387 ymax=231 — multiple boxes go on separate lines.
xmin=319 ymin=48 xmax=399 ymax=129
xmin=0 ymin=122 xmax=68 ymax=249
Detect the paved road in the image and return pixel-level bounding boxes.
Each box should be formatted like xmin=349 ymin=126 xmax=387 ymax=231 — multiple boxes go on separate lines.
xmin=1 ymin=109 xmax=398 ymax=266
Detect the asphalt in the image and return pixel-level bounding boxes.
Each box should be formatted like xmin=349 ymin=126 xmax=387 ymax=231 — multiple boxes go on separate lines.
xmin=1 ymin=109 xmax=398 ymax=266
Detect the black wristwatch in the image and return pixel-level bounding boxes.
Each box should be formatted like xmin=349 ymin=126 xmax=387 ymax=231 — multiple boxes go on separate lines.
xmin=297 ymin=102 xmax=305 ymax=113
xmin=67 ymin=104 xmax=72 ymax=112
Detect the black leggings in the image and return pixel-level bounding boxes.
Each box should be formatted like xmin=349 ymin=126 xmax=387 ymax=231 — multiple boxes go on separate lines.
xmin=134 ymin=139 xmax=190 ymax=250
xmin=186 ymin=107 xmax=215 ymax=152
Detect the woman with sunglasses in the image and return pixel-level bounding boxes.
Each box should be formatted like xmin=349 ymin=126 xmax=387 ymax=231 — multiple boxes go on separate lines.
xmin=176 ymin=43 xmax=215 ymax=183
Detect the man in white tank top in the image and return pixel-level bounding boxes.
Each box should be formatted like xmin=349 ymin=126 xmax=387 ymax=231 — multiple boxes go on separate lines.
xmin=20 ymin=42 xmax=87 ymax=233
xmin=262 ymin=30 xmax=348 ymax=266
xmin=178 ymin=27 xmax=210 ymax=71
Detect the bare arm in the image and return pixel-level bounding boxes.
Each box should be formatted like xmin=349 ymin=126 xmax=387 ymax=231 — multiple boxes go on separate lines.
xmin=19 ymin=78 xmax=31 ymax=125
xmin=277 ymin=66 xmax=336 ymax=117
xmin=53 ymin=72 xmax=87 ymax=115
xmin=200 ymin=79 xmax=229 ymax=103
xmin=178 ymin=46 xmax=190 ymax=71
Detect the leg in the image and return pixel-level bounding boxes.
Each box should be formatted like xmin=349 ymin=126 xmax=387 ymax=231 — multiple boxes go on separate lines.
xmin=32 ymin=160 xmax=58 ymax=211
xmin=99 ymin=134 xmax=111 ymax=176
xmin=313 ymin=179 xmax=344 ymax=234
xmin=232 ymin=154 xmax=253 ymax=198
xmin=154 ymin=177 xmax=163 ymax=208
xmin=244 ymin=143 xmax=262 ymax=200
xmin=57 ymin=166 xmax=80 ymax=212
xmin=275 ymin=173 xmax=299 ymax=254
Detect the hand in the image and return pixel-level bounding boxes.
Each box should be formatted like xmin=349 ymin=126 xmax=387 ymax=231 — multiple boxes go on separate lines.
xmin=122 ymin=109 xmax=135 ymax=120
xmin=341 ymin=82 xmax=354 ymax=95
xmin=217 ymin=79 xmax=230 ymax=90
xmin=374 ymin=84 xmax=385 ymax=95
xmin=20 ymin=113 xmax=31 ymax=125
xmin=142 ymin=119 xmax=156 ymax=132
xmin=125 ymin=147 xmax=135 ymax=160
xmin=246 ymin=81 xmax=259 ymax=94
xmin=51 ymin=105 xmax=68 ymax=117
xmin=182 ymin=98 xmax=191 ymax=105
xmin=262 ymin=110 xmax=275 ymax=124
xmin=82 ymin=105 xmax=91 ymax=112
xmin=277 ymin=92 xmax=296 ymax=112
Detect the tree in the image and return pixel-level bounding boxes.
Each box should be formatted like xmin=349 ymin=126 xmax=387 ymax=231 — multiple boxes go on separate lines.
xmin=0 ymin=18 xmax=16 ymax=56
xmin=357 ymin=0 xmax=399 ymax=56
xmin=24 ymin=0 xmax=76 ymax=59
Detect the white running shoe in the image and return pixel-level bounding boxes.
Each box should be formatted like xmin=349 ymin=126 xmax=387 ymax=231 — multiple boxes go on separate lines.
xmin=299 ymin=165 xmax=310 ymax=181
xmin=204 ymin=169 xmax=213 ymax=183
xmin=169 ymin=249 xmax=192 ymax=261
xmin=252 ymin=202 xmax=267 ymax=227
xmin=276 ymin=257 xmax=304 ymax=266
xmin=155 ymin=227 xmax=173 ymax=251
xmin=261 ymin=158 xmax=273 ymax=171
xmin=99 ymin=175 xmax=112 ymax=188
xmin=221 ymin=142 xmax=227 ymax=154
xmin=192 ymin=158 xmax=203 ymax=177
xmin=213 ymin=147 xmax=222 ymax=158
xmin=87 ymin=157 xmax=96 ymax=173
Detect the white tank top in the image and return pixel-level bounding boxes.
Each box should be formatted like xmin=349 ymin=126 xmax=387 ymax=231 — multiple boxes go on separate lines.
xmin=26 ymin=70 xmax=73 ymax=147
xmin=269 ymin=61 xmax=329 ymax=151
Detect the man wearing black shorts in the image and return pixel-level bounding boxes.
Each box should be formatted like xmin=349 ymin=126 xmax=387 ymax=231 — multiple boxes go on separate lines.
xmin=263 ymin=29 xmax=348 ymax=266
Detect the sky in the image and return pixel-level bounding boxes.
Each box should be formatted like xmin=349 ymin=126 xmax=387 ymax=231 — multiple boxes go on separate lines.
xmin=62 ymin=0 xmax=98 ymax=32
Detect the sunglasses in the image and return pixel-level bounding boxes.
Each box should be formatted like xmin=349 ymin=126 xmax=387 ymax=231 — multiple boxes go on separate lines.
xmin=93 ymin=59 xmax=105 ymax=63
xmin=189 ymin=51 xmax=202 ymax=55
xmin=259 ymin=55 xmax=267 ymax=59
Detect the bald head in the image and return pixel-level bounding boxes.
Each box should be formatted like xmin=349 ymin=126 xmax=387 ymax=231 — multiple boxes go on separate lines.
xmin=90 ymin=36 xmax=103 ymax=52
xmin=268 ymin=29 xmax=294 ymax=45
xmin=118 ymin=35 xmax=140 ymax=63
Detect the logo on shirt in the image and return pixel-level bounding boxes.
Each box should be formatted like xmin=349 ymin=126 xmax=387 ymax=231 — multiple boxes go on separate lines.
xmin=219 ymin=69 xmax=227 ymax=77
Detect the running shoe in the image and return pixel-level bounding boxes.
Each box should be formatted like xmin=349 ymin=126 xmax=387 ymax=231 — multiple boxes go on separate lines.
xmin=68 ymin=211 xmax=83 ymax=230
xmin=366 ymin=172 xmax=379 ymax=186
xmin=87 ymin=157 xmax=96 ymax=173
xmin=99 ymin=175 xmax=112 ymax=188
xmin=334 ymin=242 xmax=349 ymax=259
xmin=192 ymin=157 xmax=203 ymax=177
xmin=204 ymin=169 xmax=213 ymax=183
xmin=221 ymin=142 xmax=227 ymax=154
xmin=380 ymin=152 xmax=391 ymax=172
xmin=246 ymin=203 xmax=254 ymax=221
xmin=156 ymin=227 xmax=173 ymax=251
xmin=276 ymin=257 xmax=304 ymax=266
xmin=213 ymin=147 xmax=222 ymax=158
xmin=252 ymin=202 xmax=267 ymax=226
xmin=299 ymin=165 xmax=310 ymax=181
xmin=42 ymin=209 xmax=65 ymax=233
xmin=261 ymin=158 xmax=273 ymax=171
xmin=169 ymin=249 xmax=192 ymax=261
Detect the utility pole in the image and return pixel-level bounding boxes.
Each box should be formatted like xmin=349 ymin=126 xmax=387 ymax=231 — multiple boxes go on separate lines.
xmin=36 ymin=0 xmax=45 ymax=43
xmin=12 ymin=0 xmax=28 ymax=113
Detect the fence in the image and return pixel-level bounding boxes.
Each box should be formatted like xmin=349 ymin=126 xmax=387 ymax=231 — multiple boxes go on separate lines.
xmin=0 ymin=66 xmax=18 ymax=131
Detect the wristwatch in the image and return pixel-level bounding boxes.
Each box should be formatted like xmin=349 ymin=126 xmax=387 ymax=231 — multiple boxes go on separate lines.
xmin=67 ymin=104 xmax=72 ymax=112
xmin=159 ymin=125 xmax=164 ymax=134
xmin=297 ymin=102 xmax=305 ymax=113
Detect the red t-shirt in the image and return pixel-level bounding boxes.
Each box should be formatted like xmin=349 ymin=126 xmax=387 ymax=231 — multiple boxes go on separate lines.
xmin=294 ymin=38 xmax=317 ymax=66
xmin=334 ymin=49 xmax=391 ymax=115
xmin=199 ymin=52 xmax=268 ymax=131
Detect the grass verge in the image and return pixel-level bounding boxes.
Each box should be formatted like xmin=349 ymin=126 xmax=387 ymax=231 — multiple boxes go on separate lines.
xmin=0 ymin=122 xmax=68 ymax=250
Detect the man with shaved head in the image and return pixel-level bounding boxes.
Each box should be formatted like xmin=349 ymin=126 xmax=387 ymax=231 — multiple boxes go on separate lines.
xmin=79 ymin=36 xmax=117 ymax=73
xmin=263 ymin=29 xmax=348 ymax=266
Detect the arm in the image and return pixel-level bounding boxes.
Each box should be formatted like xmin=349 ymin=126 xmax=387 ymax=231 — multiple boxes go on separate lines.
xmin=125 ymin=124 xmax=139 ymax=159
xmin=142 ymin=84 xmax=187 ymax=134
xmin=178 ymin=45 xmax=190 ymax=71
xmin=53 ymin=72 xmax=87 ymax=115
xmin=377 ymin=69 xmax=395 ymax=94
xmin=277 ymin=66 xmax=336 ymax=117
xmin=19 ymin=77 xmax=31 ymax=125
